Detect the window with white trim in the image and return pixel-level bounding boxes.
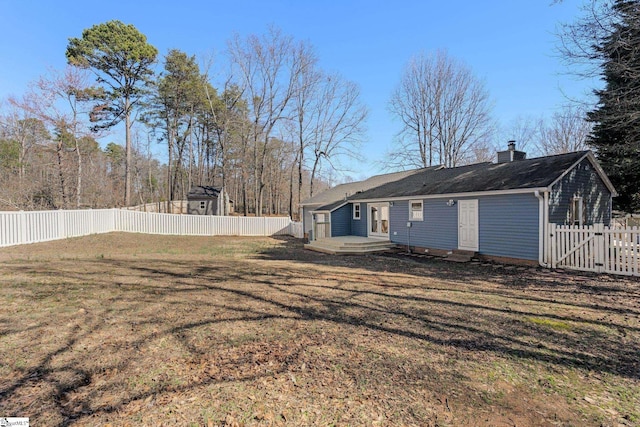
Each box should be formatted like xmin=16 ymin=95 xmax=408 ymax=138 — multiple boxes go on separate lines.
xmin=570 ymin=197 xmax=585 ymax=226
xmin=353 ymin=203 xmax=361 ymax=220
xmin=409 ymin=200 xmax=423 ymax=221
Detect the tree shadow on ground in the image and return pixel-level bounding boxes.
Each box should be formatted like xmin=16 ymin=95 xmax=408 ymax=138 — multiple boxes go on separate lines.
xmin=0 ymin=235 xmax=639 ymax=425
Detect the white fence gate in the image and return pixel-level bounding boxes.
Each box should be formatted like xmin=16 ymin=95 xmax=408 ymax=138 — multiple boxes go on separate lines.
xmin=551 ymin=224 xmax=640 ymax=277
xmin=0 ymin=209 xmax=303 ymax=248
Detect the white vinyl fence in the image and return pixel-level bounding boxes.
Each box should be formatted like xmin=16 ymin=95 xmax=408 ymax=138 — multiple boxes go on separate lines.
xmin=551 ymin=224 xmax=640 ymax=277
xmin=124 ymin=200 xmax=188 ymax=214
xmin=0 ymin=209 xmax=303 ymax=248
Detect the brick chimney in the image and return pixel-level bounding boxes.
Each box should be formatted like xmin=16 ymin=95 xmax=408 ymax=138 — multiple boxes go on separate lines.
xmin=497 ymin=140 xmax=526 ymax=163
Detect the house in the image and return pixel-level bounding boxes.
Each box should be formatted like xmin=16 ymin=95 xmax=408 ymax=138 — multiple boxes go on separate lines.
xmin=186 ymin=186 xmax=230 ymax=215
xmin=306 ymin=144 xmax=617 ymax=266
xmin=299 ymin=168 xmax=440 ymax=240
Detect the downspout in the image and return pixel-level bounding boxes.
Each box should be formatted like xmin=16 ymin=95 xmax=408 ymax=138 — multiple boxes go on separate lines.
xmin=544 ymin=191 xmax=550 ymax=266
xmin=534 ymin=190 xmax=549 ymax=267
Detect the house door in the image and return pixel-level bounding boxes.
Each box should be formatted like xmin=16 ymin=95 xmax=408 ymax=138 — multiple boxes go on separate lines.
xmin=368 ymin=203 xmax=389 ymax=238
xmin=458 ymin=199 xmax=479 ymax=251
xmin=314 ymin=213 xmax=331 ymax=240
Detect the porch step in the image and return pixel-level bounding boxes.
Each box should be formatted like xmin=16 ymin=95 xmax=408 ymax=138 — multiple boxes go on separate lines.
xmin=442 ymin=249 xmax=477 ymax=263
xmin=305 ymin=237 xmax=394 ymax=255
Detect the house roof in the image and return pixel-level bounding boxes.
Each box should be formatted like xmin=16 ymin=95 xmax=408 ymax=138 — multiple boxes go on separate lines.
xmin=300 ymin=167 xmax=440 ymax=207
xmin=348 ymin=151 xmax=600 ymax=201
xmin=187 ymin=186 xmax=221 ymax=199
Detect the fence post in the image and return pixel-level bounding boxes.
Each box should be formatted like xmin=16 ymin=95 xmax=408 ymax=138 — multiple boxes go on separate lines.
xmin=19 ymin=210 xmax=27 ymax=245
xmin=113 ymin=208 xmax=119 ymax=232
xmin=550 ymin=224 xmax=556 ymax=269
xmin=57 ymin=210 xmax=65 ymax=240
xmin=595 ymin=223 xmax=604 ymax=273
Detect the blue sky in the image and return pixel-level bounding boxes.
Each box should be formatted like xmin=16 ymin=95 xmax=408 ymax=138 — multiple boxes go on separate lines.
xmin=0 ymin=0 xmax=593 ymax=180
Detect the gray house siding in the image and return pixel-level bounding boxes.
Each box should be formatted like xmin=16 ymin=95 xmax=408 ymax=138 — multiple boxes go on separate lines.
xmin=389 ymin=199 xmax=458 ymax=250
xmin=331 ymin=204 xmax=352 ymax=237
xmin=549 ymin=158 xmax=612 ymax=226
xmin=187 ymin=186 xmax=226 ymax=215
xmin=351 ymin=202 xmax=368 ymax=237
xmin=187 ymin=199 xmax=218 ymax=215
xmin=478 ymin=194 xmax=539 ymax=261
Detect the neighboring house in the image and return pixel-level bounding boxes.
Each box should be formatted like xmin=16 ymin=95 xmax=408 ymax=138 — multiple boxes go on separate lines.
xmin=187 ymin=186 xmax=230 ymax=215
xmin=300 ymin=168 xmax=440 ymax=240
xmin=308 ymin=144 xmax=617 ymax=266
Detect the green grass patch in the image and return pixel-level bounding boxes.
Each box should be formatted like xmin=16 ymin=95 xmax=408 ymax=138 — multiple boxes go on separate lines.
xmin=525 ymin=316 xmax=573 ymax=331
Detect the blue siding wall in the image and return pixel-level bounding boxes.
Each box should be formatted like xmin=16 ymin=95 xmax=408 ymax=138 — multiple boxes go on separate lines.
xmin=478 ymin=194 xmax=539 ymax=261
xmin=389 ymin=194 xmax=539 ymax=261
xmin=351 ymin=202 xmax=368 ymax=237
xmin=331 ymin=204 xmax=352 ymax=237
xmin=549 ymin=157 xmax=612 ymax=226
xmin=389 ymin=199 xmax=458 ymax=250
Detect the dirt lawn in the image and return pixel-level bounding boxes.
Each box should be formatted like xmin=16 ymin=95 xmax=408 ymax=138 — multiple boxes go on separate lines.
xmin=0 ymin=233 xmax=639 ymax=426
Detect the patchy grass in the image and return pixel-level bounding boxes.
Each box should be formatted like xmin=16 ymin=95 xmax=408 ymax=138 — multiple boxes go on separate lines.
xmin=0 ymin=233 xmax=639 ymax=426
xmin=525 ymin=316 xmax=574 ymax=331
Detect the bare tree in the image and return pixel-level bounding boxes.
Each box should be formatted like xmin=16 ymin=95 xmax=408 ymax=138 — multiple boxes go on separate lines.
xmin=0 ymin=108 xmax=51 ymax=208
xmin=201 ymin=53 xmax=249 ymax=213
xmin=499 ymin=115 xmax=541 ymax=156
xmin=307 ymin=73 xmax=367 ymax=196
xmin=227 ymin=27 xmax=311 ymax=216
xmin=288 ymin=55 xmax=320 ymax=208
xmin=1 ymin=108 xmax=49 ymax=183
xmin=539 ymin=106 xmax=591 ymax=155
xmin=557 ymin=0 xmax=621 ymax=79
xmin=389 ymin=50 xmax=493 ymax=168
xmin=10 ymin=67 xmax=95 ymax=208
xmin=467 ymin=139 xmax=498 ymax=164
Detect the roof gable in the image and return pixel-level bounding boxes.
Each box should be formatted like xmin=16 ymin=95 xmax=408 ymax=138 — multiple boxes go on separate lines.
xmin=548 ymin=151 xmax=618 ymax=196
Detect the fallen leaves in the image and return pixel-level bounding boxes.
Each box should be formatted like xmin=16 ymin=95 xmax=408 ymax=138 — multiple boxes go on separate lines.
xmin=0 ymin=235 xmax=639 ymax=426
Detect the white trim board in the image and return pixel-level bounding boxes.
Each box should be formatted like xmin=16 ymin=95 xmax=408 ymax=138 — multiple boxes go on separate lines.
xmin=350 ymin=187 xmax=549 ymax=204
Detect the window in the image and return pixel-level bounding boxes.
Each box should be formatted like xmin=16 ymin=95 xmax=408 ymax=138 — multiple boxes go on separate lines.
xmin=353 ymin=203 xmax=361 ymax=220
xmin=570 ymin=197 xmax=585 ymax=226
xmin=409 ymin=200 xmax=423 ymax=221
xmin=200 ymin=201 xmax=206 ymax=210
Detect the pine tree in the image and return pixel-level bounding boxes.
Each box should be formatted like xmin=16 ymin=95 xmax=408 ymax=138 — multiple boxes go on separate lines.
xmin=66 ymin=20 xmax=158 ymax=207
xmin=587 ymin=0 xmax=640 ymax=213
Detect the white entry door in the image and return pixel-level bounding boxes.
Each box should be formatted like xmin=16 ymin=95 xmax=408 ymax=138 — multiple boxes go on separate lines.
xmin=458 ymin=199 xmax=479 ymax=251
xmin=368 ymin=203 xmax=389 ymax=238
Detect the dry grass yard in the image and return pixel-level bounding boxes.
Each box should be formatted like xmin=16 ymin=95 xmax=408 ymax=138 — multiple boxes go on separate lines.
xmin=0 ymin=233 xmax=639 ymax=426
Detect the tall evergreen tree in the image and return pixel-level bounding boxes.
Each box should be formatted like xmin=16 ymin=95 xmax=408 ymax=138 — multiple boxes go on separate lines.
xmin=147 ymin=49 xmax=203 ymax=203
xmin=587 ymin=0 xmax=640 ymax=212
xmin=66 ymin=20 xmax=158 ymax=206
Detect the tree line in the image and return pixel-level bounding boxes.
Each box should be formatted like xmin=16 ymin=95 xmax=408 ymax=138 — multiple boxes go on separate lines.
xmin=1 ymin=1 xmax=638 ymax=214
xmin=0 ymin=23 xmax=366 ymax=216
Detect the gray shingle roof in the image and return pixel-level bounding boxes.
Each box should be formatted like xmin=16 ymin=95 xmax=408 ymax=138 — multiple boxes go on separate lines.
xmin=314 ymin=199 xmax=349 ymax=212
xmin=187 ymin=186 xmax=221 ymax=199
xmin=349 ymin=151 xmax=590 ymax=201
xmin=300 ymin=167 xmax=440 ymax=207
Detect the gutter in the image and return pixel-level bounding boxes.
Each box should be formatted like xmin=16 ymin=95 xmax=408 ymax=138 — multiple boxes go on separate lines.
xmin=351 ymin=187 xmax=549 ymax=204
